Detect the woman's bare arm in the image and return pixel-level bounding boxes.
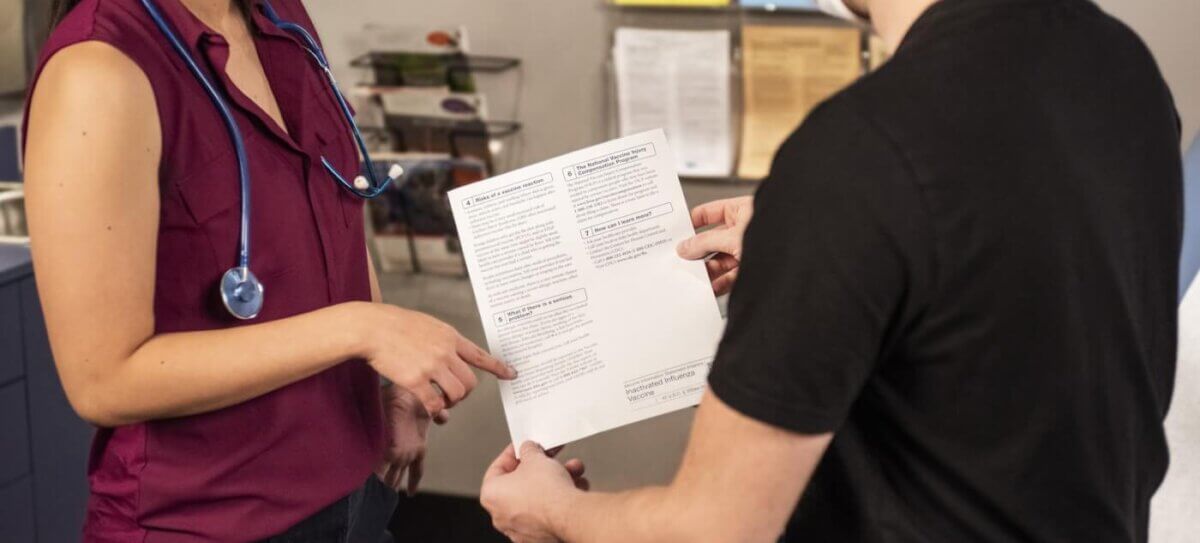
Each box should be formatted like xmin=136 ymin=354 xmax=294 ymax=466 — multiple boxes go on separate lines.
xmin=24 ymin=42 xmax=511 ymax=428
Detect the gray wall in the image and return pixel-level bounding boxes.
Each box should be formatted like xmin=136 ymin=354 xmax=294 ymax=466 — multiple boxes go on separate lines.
xmin=1157 ymin=287 xmax=1200 ymax=543
xmin=1102 ymin=0 xmax=1200 ymax=144
xmin=310 ymin=0 xmax=1199 ymax=162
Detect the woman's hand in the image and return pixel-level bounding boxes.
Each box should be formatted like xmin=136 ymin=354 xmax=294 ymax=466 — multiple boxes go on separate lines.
xmin=354 ymin=303 xmax=516 ymax=417
xmin=676 ymin=196 xmax=754 ymax=296
xmin=377 ymin=383 xmax=448 ymax=495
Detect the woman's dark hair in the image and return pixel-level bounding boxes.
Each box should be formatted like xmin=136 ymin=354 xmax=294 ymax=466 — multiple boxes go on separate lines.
xmin=47 ymin=0 xmax=81 ymax=30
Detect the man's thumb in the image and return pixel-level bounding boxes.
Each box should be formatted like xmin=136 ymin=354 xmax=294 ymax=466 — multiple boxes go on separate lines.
xmin=519 ymin=440 xmax=546 ymax=459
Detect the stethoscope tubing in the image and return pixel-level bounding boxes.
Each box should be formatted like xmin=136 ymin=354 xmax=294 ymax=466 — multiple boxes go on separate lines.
xmin=140 ymin=0 xmax=253 ymax=270
xmin=259 ymin=1 xmax=393 ymax=198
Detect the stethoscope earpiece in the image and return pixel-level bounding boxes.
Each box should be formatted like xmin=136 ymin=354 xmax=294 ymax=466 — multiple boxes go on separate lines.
xmin=351 ymin=164 xmax=403 ymax=193
xmin=220 ymin=267 xmax=264 ymax=320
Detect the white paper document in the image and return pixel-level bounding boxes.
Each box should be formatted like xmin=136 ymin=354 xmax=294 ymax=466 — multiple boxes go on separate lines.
xmin=614 ymin=29 xmax=733 ymax=178
xmin=448 ymin=130 xmax=725 ymax=449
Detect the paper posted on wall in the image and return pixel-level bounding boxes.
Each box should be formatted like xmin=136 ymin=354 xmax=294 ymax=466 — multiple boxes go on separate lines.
xmin=448 ymin=130 xmax=725 ymax=451
xmin=738 ymin=25 xmax=862 ymax=179
xmin=614 ymin=28 xmax=733 ymax=178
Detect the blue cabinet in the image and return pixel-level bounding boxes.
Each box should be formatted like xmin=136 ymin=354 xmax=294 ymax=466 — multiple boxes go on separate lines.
xmin=0 ymin=477 xmax=35 ymax=543
xmin=0 ymin=245 xmax=92 ymax=541
xmin=0 ymin=283 xmax=22 ymax=384
xmin=0 ymin=382 xmax=31 ymax=487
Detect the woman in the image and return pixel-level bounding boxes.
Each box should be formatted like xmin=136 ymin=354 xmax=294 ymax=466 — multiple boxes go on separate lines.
xmin=22 ymin=0 xmax=515 ymax=540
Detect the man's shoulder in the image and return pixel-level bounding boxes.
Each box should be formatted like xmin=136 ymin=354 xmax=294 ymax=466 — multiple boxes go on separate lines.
xmin=827 ymin=51 xmax=937 ymax=127
xmin=807 ymin=47 xmax=942 ymax=136
xmin=765 ymin=83 xmax=918 ymax=206
xmin=786 ymin=73 xmax=909 ymax=168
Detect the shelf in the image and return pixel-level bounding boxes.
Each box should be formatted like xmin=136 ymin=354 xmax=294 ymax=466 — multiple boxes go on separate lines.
xmin=350 ymin=53 xmax=521 ymax=74
xmin=607 ymin=2 xmax=736 ymax=13
xmin=379 ymin=116 xmax=523 ymax=139
xmin=605 ymin=1 xmax=832 ymax=17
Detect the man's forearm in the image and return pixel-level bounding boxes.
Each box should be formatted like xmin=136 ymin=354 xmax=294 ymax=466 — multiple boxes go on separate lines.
xmin=554 ymin=486 xmax=673 ymax=542
xmin=553 ymin=485 xmax=718 ymax=543
xmin=79 ymin=302 xmax=367 ymax=426
xmin=481 ymin=394 xmax=824 ymax=542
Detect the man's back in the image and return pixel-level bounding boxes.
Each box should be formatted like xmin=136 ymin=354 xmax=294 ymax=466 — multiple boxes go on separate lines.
xmin=705 ymin=0 xmax=1181 ymax=541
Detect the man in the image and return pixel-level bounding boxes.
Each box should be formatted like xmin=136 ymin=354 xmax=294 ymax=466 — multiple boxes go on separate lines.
xmin=480 ymin=0 xmax=1183 ymax=541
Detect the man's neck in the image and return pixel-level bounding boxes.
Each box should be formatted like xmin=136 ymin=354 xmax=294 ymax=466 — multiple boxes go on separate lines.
xmin=863 ymin=0 xmax=939 ymax=53
xmin=179 ymin=0 xmax=241 ymax=33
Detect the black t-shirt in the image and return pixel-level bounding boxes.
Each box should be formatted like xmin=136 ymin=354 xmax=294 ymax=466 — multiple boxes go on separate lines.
xmin=706 ymin=0 xmax=1183 ymax=541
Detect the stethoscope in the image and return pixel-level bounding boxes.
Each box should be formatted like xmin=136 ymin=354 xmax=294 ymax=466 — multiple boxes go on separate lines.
xmin=140 ymin=0 xmax=402 ymax=320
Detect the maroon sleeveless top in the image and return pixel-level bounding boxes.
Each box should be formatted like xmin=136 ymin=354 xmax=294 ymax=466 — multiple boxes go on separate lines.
xmin=24 ymin=1 xmax=385 ymax=540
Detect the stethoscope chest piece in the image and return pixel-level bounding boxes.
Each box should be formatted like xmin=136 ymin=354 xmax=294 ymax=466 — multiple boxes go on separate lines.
xmin=220 ymin=266 xmax=264 ymax=320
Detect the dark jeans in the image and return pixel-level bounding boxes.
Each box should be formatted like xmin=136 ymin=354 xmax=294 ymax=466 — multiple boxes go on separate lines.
xmin=261 ymin=475 xmax=399 ymax=543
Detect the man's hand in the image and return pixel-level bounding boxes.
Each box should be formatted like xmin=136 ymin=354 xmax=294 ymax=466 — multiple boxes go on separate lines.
xmin=376 ymin=383 xmax=448 ymax=496
xmin=677 ymin=196 xmax=754 ymax=296
xmin=480 ymin=442 xmax=589 ymax=543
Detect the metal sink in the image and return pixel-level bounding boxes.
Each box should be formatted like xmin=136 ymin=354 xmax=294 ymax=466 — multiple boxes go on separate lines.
xmin=0 ymin=181 xmax=28 ymax=245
